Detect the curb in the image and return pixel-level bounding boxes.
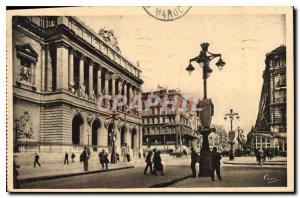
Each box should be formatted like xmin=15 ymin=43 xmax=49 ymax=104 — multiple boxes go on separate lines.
xmin=223 ymin=162 xmax=287 ymax=166
xmin=221 ymin=165 xmax=286 ymax=170
xmin=149 ymin=175 xmax=191 ymax=188
xmin=18 ymin=165 xmax=134 ymax=183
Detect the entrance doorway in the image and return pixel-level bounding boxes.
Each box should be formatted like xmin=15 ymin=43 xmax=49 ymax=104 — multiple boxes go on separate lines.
xmin=72 ymin=114 xmax=84 ymax=145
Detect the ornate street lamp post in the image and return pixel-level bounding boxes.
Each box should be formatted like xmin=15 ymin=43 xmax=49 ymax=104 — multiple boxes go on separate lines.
xmin=186 ymin=42 xmax=225 ymax=176
xmin=106 ymin=110 xmax=119 ymax=164
xmin=224 ymin=109 xmax=239 ymax=160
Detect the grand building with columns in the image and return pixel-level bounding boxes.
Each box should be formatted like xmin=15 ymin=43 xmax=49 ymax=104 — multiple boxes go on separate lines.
xmin=251 ymin=45 xmax=287 ymax=152
xmin=12 ymin=16 xmax=144 ymax=157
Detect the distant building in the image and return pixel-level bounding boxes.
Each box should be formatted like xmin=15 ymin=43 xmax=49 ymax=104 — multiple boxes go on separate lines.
xmin=208 ymin=124 xmax=229 ymax=151
xmin=252 ymin=45 xmax=286 ymax=151
xmin=141 ymin=88 xmax=201 ymax=153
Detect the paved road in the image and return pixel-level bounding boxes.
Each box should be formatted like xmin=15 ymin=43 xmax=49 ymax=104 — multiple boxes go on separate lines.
xmin=19 ymin=164 xmax=287 ymax=189
xmin=170 ymin=168 xmax=287 ymax=188
xmin=20 ymin=165 xmax=191 ymax=189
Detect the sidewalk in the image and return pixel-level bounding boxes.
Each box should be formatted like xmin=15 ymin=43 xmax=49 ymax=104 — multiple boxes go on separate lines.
xmin=222 ymin=156 xmax=287 ymax=167
xmin=17 ymin=160 xmax=134 ymax=182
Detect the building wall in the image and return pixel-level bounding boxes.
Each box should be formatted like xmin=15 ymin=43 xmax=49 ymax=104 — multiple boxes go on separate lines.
xmin=252 ymin=46 xmax=286 ymax=152
xmin=12 ymin=16 xmax=143 ymax=157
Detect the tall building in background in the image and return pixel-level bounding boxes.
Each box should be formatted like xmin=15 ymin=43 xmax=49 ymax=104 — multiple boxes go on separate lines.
xmin=13 ymin=16 xmax=144 ymax=158
xmin=141 ymin=88 xmax=201 ymax=154
xmin=252 ymin=45 xmax=286 ymax=152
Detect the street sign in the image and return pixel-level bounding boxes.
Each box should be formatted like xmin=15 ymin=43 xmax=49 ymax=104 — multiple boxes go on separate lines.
xmin=228 ymin=131 xmax=235 ymax=142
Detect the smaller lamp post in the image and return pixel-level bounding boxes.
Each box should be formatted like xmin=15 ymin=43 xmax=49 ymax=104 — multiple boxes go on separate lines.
xmin=86 ymin=113 xmax=94 ymax=148
xmin=106 ymin=110 xmax=119 ymax=164
xmin=224 ymin=109 xmax=239 ymax=160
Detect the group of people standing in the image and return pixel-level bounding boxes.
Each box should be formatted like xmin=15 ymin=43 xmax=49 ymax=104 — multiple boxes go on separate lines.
xmin=80 ymin=147 xmax=110 ymax=171
xmin=64 ymin=152 xmax=76 ymax=164
xmin=255 ymin=148 xmax=278 ymax=165
xmin=190 ymin=147 xmax=222 ymax=181
xmin=144 ymin=149 xmax=164 ymax=176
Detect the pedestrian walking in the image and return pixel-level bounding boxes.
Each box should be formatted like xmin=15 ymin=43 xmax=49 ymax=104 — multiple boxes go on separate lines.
xmin=144 ymin=151 xmax=153 ymax=175
xmin=99 ymin=149 xmax=109 ymax=170
xmin=71 ymin=153 xmax=75 ymax=163
xmin=80 ymin=147 xmax=89 ymax=171
xmin=64 ymin=152 xmax=69 ymax=165
xmin=258 ymin=148 xmax=264 ymax=165
xmin=211 ymin=147 xmax=222 ymax=181
xmin=116 ymin=152 xmax=120 ymax=162
xmin=33 ymin=153 xmax=41 ymax=167
xmin=190 ymin=147 xmax=197 ymax=178
xmin=152 ymin=151 xmax=164 ymax=176
xmin=126 ymin=153 xmax=131 ymax=162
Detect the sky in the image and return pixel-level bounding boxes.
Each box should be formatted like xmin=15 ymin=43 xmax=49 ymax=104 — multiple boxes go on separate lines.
xmin=78 ymin=8 xmax=286 ymax=134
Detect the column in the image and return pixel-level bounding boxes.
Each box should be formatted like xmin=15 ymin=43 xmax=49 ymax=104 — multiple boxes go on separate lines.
xmin=129 ymin=85 xmax=133 ymax=101
xmin=123 ymin=83 xmax=127 ymax=99
xmin=260 ymin=136 xmax=263 ymax=149
xmin=46 ymin=47 xmax=52 ymax=92
xmin=112 ymin=76 xmax=116 ymax=96
xmin=56 ymin=46 xmax=69 ymax=90
xmin=89 ymin=62 xmax=93 ymax=95
xmin=118 ymin=79 xmax=122 ymax=95
xmin=97 ymin=68 xmax=101 ymax=95
xmin=79 ymin=56 xmax=84 ymax=87
xmin=255 ymin=135 xmax=258 ymax=149
xmin=105 ymin=72 xmax=109 ymax=95
xmin=40 ymin=45 xmax=46 ymax=91
xmin=265 ymin=137 xmax=268 ymax=148
xmin=68 ymin=49 xmax=74 ymax=85
xmin=132 ymin=87 xmax=136 ymax=99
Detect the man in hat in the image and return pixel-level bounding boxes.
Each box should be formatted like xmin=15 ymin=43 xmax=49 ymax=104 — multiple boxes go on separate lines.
xmin=211 ymin=147 xmax=222 ymax=181
xmin=81 ymin=147 xmax=90 ymax=171
xmin=190 ymin=147 xmax=197 ymax=178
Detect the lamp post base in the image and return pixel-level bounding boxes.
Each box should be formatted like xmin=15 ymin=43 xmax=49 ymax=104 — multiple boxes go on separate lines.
xmin=198 ymin=127 xmax=213 ymax=177
xmin=199 ymin=151 xmax=212 ymax=177
xmin=111 ymin=153 xmax=117 ymax=164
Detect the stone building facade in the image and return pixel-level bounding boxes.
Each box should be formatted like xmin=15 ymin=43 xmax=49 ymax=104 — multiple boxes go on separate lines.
xmin=141 ymin=88 xmax=201 ymax=154
xmin=12 ymin=16 xmax=144 ymax=157
xmin=252 ymin=45 xmax=287 ymax=152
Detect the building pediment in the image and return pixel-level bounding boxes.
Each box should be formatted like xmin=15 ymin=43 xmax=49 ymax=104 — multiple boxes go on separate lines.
xmin=15 ymin=43 xmax=38 ymax=62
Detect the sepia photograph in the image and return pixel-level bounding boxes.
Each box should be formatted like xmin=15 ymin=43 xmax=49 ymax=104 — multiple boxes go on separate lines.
xmin=6 ymin=6 xmax=294 ymax=192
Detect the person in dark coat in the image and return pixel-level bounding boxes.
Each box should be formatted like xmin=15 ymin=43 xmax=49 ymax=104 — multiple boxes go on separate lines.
xmin=80 ymin=147 xmax=89 ymax=171
xmin=211 ymin=147 xmax=222 ymax=181
xmin=144 ymin=151 xmax=153 ymax=175
xmin=152 ymin=151 xmax=164 ymax=176
xmin=99 ymin=149 xmax=109 ymax=170
xmin=64 ymin=152 xmax=69 ymax=165
xmin=71 ymin=153 xmax=75 ymax=163
xmin=33 ymin=153 xmax=41 ymax=167
xmin=190 ymin=147 xmax=197 ymax=178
